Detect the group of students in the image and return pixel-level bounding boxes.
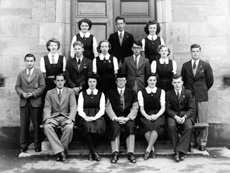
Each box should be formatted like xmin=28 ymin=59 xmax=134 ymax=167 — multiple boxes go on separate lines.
xmin=15 ymin=16 xmax=214 ymax=164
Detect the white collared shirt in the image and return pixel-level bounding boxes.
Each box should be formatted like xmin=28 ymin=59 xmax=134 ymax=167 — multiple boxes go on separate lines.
xmin=138 ymin=86 xmax=165 ymax=106
xmin=92 ymin=54 xmax=119 ymax=73
xmin=142 ymin=34 xmax=165 ymax=51
xmin=77 ymin=89 xmax=105 ymax=118
xmin=117 ymin=87 xmax=125 ymax=95
xmin=118 ymin=30 xmax=124 ymax=38
xmin=191 ymin=59 xmax=200 ymax=68
xmin=70 ymin=31 xmax=98 ymax=58
xmin=76 ymin=55 xmax=83 ymax=63
xmin=40 ymin=53 xmax=66 ymax=73
xmin=151 ymin=58 xmax=177 ymax=74
xmin=174 ymin=88 xmax=182 ymax=97
xmin=56 ymin=88 xmax=63 ymax=95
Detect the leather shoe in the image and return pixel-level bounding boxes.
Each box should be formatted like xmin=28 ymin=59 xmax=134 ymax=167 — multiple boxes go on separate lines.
xmin=88 ymin=152 xmax=93 ymax=161
xmin=93 ymin=152 xmax=101 ymax=162
xmin=127 ymin=152 xmax=136 ymax=163
xmin=20 ymin=148 xmax=28 ymax=153
xmin=198 ymin=145 xmax=206 ymax=151
xmin=111 ymin=152 xmax=119 ymax=164
xmin=144 ymin=151 xmax=150 ymax=160
xmin=35 ymin=148 xmax=41 ymax=152
xmin=55 ymin=153 xmax=61 ymax=161
xmin=150 ymin=150 xmax=157 ymax=159
xmin=60 ymin=151 xmax=66 ymax=162
xmin=174 ymin=152 xmax=180 ymax=162
xmin=180 ymin=153 xmax=185 ymax=161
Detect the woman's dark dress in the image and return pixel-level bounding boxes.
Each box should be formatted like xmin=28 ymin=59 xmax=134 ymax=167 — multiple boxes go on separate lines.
xmin=144 ymin=36 xmax=161 ymax=64
xmin=156 ymin=59 xmax=174 ymax=92
xmin=139 ymin=88 xmax=165 ymax=135
xmin=78 ymin=90 xmax=106 ymax=136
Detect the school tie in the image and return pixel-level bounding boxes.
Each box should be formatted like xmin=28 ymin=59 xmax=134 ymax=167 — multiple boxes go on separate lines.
xmin=27 ymin=69 xmax=32 ymax=81
xmin=119 ymin=32 xmax=123 ymax=46
xmin=176 ymin=90 xmax=180 ymax=101
xmin=90 ymin=90 xmax=94 ymax=98
xmin=193 ymin=60 xmax=197 ymax=75
xmin=51 ymin=55 xmax=55 ymax=64
xmin=77 ymin=58 xmax=81 ymax=65
xmin=120 ymin=89 xmax=124 ymax=111
xmin=151 ymin=35 xmax=154 ymax=41
xmin=134 ymin=56 xmax=138 ymax=69
xmin=58 ymin=90 xmax=62 ymax=101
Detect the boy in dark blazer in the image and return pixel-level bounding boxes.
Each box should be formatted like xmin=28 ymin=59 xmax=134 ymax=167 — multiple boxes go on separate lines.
xmin=106 ymin=73 xmax=139 ymax=164
xmin=15 ymin=54 xmax=46 ymax=153
xmin=181 ymin=44 xmax=214 ymax=151
xmin=108 ymin=16 xmax=134 ymax=68
xmin=65 ymin=41 xmax=92 ymax=95
xmin=121 ymin=40 xmax=150 ymax=93
xmin=166 ymin=75 xmax=194 ymax=162
xmin=43 ymin=73 xmax=77 ymax=162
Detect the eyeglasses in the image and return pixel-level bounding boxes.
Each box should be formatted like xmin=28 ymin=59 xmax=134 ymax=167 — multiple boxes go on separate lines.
xmin=132 ymin=47 xmax=142 ymax=50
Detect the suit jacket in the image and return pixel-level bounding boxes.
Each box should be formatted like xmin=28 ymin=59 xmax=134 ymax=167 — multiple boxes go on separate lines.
xmin=108 ymin=31 xmax=134 ymax=63
xmin=106 ymin=88 xmax=139 ymax=120
xmin=166 ymin=88 xmax=194 ymax=121
xmin=121 ymin=55 xmax=150 ymax=92
xmin=43 ymin=87 xmax=77 ymax=122
xmin=181 ymin=60 xmax=214 ymax=102
xmin=65 ymin=57 xmax=92 ymax=89
xmin=15 ymin=68 xmax=46 ymax=107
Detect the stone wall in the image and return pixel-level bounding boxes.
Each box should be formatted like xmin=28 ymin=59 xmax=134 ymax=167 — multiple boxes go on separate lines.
xmin=157 ymin=0 xmax=230 ymax=147
xmin=0 ymin=0 xmax=70 ymax=148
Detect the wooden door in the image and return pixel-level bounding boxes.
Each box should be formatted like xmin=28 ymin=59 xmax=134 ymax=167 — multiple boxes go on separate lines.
xmin=71 ymin=0 xmax=156 ymax=42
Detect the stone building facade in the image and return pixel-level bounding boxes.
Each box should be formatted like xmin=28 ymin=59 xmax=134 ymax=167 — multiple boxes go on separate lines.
xmin=0 ymin=0 xmax=229 ymax=148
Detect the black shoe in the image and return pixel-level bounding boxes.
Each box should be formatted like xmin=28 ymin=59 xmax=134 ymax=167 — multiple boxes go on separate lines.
xmin=55 ymin=153 xmax=61 ymax=161
xmin=60 ymin=151 xmax=66 ymax=162
xmin=20 ymin=147 xmax=28 ymax=153
xmin=93 ymin=152 xmax=101 ymax=162
xmin=127 ymin=152 xmax=136 ymax=163
xmin=198 ymin=145 xmax=206 ymax=151
xmin=144 ymin=151 xmax=150 ymax=160
xmin=111 ymin=152 xmax=119 ymax=164
xmin=35 ymin=148 xmax=41 ymax=152
xmin=180 ymin=153 xmax=185 ymax=161
xmin=174 ymin=152 xmax=180 ymax=162
xmin=150 ymin=150 xmax=157 ymax=159
xmin=88 ymin=151 xmax=93 ymax=161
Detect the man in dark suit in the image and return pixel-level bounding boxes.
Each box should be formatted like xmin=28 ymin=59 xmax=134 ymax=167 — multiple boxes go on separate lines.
xmin=106 ymin=73 xmax=139 ymax=164
xmin=108 ymin=16 xmax=134 ymax=68
xmin=181 ymin=44 xmax=214 ymax=151
xmin=121 ymin=40 xmax=150 ymax=93
xmin=43 ymin=73 xmax=77 ymax=162
xmin=166 ymin=75 xmax=194 ymax=162
xmin=65 ymin=41 xmax=92 ymax=96
xmin=15 ymin=53 xmax=46 ymax=153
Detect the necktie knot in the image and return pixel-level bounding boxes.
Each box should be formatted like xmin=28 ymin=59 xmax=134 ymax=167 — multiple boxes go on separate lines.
xmin=193 ymin=61 xmax=197 ymax=69
xmin=77 ymin=58 xmax=81 ymax=65
xmin=58 ymin=90 xmax=62 ymax=100
xmin=176 ymin=90 xmax=180 ymax=100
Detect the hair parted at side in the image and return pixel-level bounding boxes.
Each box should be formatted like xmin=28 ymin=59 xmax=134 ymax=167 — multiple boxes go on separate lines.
xmin=46 ymin=38 xmax=61 ymax=52
xmin=115 ymin=16 xmax=125 ymax=23
xmin=190 ymin=43 xmax=201 ymax=51
xmin=133 ymin=40 xmax=142 ymax=47
xmin=55 ymin=73 xmax=65 ymax=80
xmin=172 ymin=74 xmax=183 ymax=81
xmin=144 ymin=20 xmax=161 ymax=35
xmin=78 ymin=18 xmax=92 ymax=30
xmin=72 ymin=41 xmax=84 ymax=48
xmin=24 ymin=53 xmax=36 ymax=61
xmin=97 ymin=40 xmax=111 ymax=53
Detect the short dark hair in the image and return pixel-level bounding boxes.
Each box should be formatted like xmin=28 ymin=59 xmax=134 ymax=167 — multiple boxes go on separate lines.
xmin=190 ymin=44 xmax=201 ymax=51
xmin=24 ymin=53 xmax=36 ymax=61
xmin=97 ymin=40 xmax=111 ymax=53
xmin=46 ymin=38 xmax=60 ymax=52
xmin=55 ymin=73 xmax=65 ymax=80
xmin=133 ymin=40 xmax=142 ymax=47
xmin=115 ymin=16 xmax=125 ymax=23
xmin=147 ymin=73 xmax=159 ymax=80
xmin=144 ymin=20 xmax=161 ymax=35
xmin=78 ymin=18 xmax=92 ymax=30
xmin=72 ymin=41 xmax=84 ymax=48
xmin=172 ymin=74 xmax=183 ymax=81
xmin=157 ymin=44 xmax=171 ymax=56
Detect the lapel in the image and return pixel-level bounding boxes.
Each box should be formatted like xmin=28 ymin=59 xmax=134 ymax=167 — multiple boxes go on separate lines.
xmin=171 ymin=90 xmax=178 ymax=103
xmin=22 ymin=69 xmax=29 ymax=83
xmin=115 ymin=32 xmax=120 ymax=46
xmin=71 ymin=57 xmax=79 ymax=72
xmin=195 ymin=60 xmax=203 ymax=77
xmin=52 ymin=89 xmax=60 ymax=105
xmin=79 ymin=57 xmax=87 ymax=72
xmin=60 ymin=87 xmax=68 ymax=106
xmin=122 ymin=31 xmax=128 ymax=45
xmin=29 ymin=68 xmax=37 ymax=82
xmin=179 ymin=88 xmax=186 ymax=104
xmin=129 ymin=56 xmax=136 ymax=69
xmin=137 ymin=56 xmax=144 ymax=69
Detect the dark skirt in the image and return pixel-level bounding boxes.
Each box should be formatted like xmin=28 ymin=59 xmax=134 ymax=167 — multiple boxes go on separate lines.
xmin=106 ymin=120 xmax=136 ymax=141
xmin=139 ymin=112 xmax=165 ymax=136
xmin=156 ymin=78 xmax=173 ymax=92
xmin=78 ymin=116 xmax=106 ymax=137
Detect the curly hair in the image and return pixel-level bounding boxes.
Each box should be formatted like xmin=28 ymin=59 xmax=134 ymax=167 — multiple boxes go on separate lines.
xmin=46 ymin=38 xmax=60 ymax=52
xmin=97 ymin=40 xmax=111 ymax=53
xmin=78 ymin=18 xmax=92 ymax=30
xmin=157 ymin=44 xmax=171 ymax=56
xmin=144 ymin=20 xmax=161 ymax=35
